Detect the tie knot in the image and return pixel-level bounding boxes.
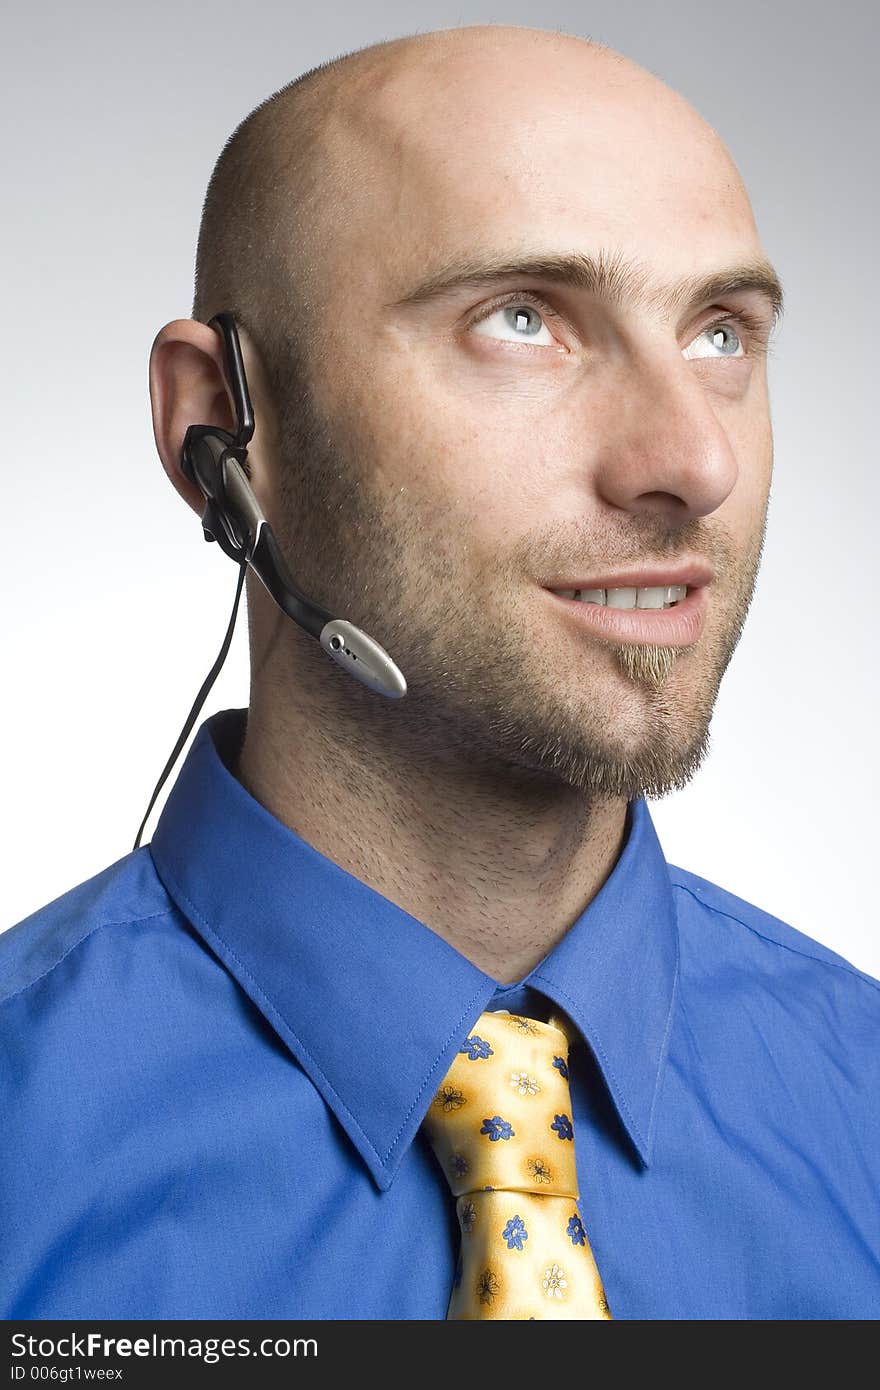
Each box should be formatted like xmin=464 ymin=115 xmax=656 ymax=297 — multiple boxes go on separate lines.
xmin=421 ymin=1010 xmax=579 ymax=1200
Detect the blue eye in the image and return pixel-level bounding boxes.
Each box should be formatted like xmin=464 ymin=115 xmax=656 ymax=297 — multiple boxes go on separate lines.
xmin=469 ymin=295 xmax=760 ymax=360
xmin=470 ymin=301 xmax=557 ymax=346
xmin=683 ymin=322 xmax=744 ymax=360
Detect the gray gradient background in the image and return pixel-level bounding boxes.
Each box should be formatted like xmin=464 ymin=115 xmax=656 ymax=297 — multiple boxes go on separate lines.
xmin=3 ymin=2 xmax=878 ymax=976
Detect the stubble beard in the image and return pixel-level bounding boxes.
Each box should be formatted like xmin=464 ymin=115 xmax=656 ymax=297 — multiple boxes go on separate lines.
xmin=262 ymin=375 xmax=767 ymax=806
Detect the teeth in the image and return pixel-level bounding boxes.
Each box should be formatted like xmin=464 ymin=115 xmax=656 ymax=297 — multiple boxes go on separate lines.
xmin=633 ymin=584 xmax=689 ymax=608
xmin=606 ymin=587 xmax=639 ymax=609
xmin=634 ymin=587 xmax=666 ymax=609
xmin=552 ymin=584 xmax=689 ymax=608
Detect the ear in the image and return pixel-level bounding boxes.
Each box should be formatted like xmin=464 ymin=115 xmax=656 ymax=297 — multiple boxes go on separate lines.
xmin=148 ymin=318 xmax=239 ymax=516
xmin=149 ymin=315 xmax=282 ymax=512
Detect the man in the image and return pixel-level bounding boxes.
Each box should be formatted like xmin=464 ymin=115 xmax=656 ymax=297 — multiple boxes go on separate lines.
xmin=2 ymin=24 xmax=878 ymax=1321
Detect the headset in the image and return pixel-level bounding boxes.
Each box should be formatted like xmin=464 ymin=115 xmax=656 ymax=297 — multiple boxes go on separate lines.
xmin=132 ymin=310 xmax=407 ymax=851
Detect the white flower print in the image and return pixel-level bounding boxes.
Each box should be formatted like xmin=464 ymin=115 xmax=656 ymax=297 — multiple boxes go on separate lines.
xmin=542 ymin=1263 xmax=568 ymax=1299
xmin=508 ymin=1071 xmax=541 ymax=1096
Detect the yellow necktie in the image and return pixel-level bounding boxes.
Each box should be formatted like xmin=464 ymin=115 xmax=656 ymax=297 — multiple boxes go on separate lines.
xmin=422 ymin=1008 xmax=612 ymax=1320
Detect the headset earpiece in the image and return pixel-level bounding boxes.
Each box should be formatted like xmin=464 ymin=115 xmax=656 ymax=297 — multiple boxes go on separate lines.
xmin=181 ymin=425 xmax=253 ymax=562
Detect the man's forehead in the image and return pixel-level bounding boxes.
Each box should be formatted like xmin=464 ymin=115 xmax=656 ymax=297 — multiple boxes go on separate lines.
xmin=317 ymin=52 xmax=757 ymax=292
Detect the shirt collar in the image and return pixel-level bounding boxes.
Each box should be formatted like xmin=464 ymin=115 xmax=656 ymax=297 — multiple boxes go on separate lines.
xmin=149 ymin=708 xmax=678 ymax=1190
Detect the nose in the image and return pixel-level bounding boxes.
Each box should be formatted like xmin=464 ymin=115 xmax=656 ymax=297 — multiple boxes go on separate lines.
xmin=591 ymin=352 xmax=739 ymax=523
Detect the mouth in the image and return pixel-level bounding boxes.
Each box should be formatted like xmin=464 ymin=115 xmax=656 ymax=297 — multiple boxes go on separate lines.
xmin=542 ymin=582 xmax=708 ymax=646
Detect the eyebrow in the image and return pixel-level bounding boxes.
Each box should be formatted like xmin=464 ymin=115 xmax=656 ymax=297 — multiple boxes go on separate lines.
xmin=387 ymin=247 xmax=785 ymax=326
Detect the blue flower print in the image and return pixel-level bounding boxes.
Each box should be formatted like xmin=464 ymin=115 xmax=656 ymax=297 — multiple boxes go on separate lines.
xmin=552 ymin=1055 xmax=569 ymax=1080
xmin=502 ymin=1215 xmax=529 ymax=1251
xmin=450 ymin=1153 xmax=469 ymax=1178
xmin=551 ymin=1113 xmax=574 ymax=1141
xmin=460 ymin=1034 xmax=494 ymax=1061
xmin=480 ymin=1116 xmax=515 ymax=1142
xmin=567 ymin=1213 xmax=586 ymax=1246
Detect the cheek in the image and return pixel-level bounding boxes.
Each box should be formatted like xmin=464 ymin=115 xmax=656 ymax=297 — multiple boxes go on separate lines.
xmin=695 ymin=408 xmax=772 ymax=579
xmin=729 ymin=386 xmax=774 ymax=513
xmin=365 ymin=356 xmax=573 ymax=527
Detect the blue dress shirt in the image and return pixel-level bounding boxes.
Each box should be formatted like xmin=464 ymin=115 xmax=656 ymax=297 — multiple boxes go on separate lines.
xmin=2 ymin=707 xmax=878 ymax=1320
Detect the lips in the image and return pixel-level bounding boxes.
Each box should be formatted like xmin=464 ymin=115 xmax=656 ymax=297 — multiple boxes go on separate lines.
xmin=543 ymin=581 xmax=708 ymax=647
xmin=543 ymin=562 xmax=714 ymax=591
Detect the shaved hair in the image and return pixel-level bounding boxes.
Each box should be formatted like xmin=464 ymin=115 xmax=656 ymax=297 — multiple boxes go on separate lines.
xmin=191 ymin=45 xmax=368 ymax=443
xmin=191 ymin=32 xmax=465 ymax=498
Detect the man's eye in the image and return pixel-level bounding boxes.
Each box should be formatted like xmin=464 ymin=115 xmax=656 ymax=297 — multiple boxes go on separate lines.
xmin=682 ymin=321 xmax=745 ymax=361
xmin=468 ymin=300 xmax=758 ymax=359
xmin=469 ymin=300 xmax=558 ymax=346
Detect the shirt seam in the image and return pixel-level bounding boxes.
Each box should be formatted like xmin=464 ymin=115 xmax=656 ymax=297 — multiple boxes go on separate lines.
xmin=529 ymin=971 xmax=650 ymax=1163
xmin=382 ymin=988 xmax=493 ymax=1163
xmin=151 ymin=843 xmax=490 ymax=1172
xmin=669 ymin=877 xmax=880 ymax=994
xmin=644 ymin=912 xmax=680 ymax=1155
xmin=0 ymin=910 xmax=175 ymax=1009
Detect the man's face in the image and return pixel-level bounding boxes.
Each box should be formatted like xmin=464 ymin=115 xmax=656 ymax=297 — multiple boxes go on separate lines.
xmin=264 ymin=35 xmax=779 ymax=801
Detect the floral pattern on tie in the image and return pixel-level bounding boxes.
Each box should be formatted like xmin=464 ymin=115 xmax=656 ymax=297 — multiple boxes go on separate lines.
xmin=526 ymin=1157 xmax=553 ymax=1185
xmin=435 ymin=1086 xmax=466 ymax=1112
xmin=509 ymin=1072 xmax=541 ymax=1096
xmin=551 ymin=1113 xmax=574 ymax=1141
xmin=460 ymin=1201 xmax=477 ymax=1233
xmin=502 ymin=1216 xmax=528 ymax=1251
xmin=420 ymin=1008 xmax=612 ymax=1320
xmin=480 ymin=1116 xmax=515 ymax=1142
xmin=543 ymin=1263 xmax=568 ymax=1299
xmin=567 ymin=1213 xmax=587 ymax=1246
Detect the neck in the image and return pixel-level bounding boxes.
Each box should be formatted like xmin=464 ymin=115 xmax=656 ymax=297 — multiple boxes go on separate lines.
xmin=234 ymin=675 xmax=628 ymax=984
